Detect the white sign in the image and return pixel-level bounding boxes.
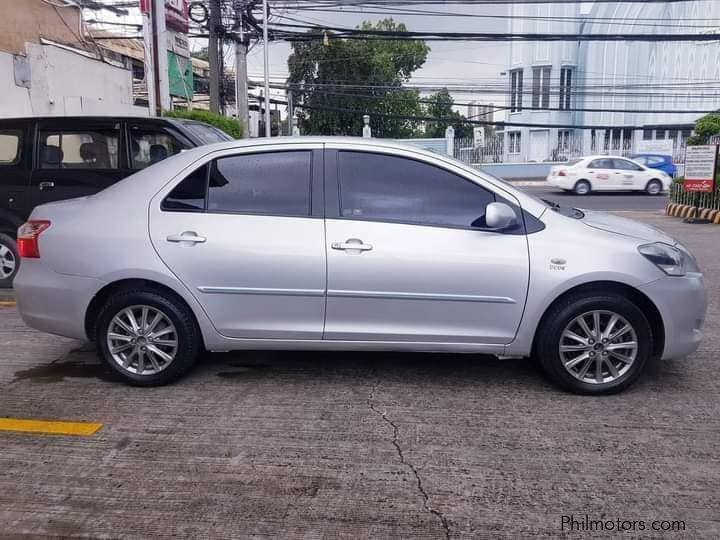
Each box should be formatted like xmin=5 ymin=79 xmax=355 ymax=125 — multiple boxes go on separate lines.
xmin=685 ymin=145 xmax=718 ymax=181
xmin=473 ymin=126 xmax=485 ymax=148
xmin=167 ymin=31 xmax=190 ymax=58
xmin=636 ymin=139 xmax=674 ymax=156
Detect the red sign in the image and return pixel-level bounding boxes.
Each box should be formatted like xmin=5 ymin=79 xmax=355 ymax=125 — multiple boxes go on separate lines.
xmin=140 ymin=0 xmax=150 ymax=13
xmin=140 ymin=0 xmax=188 ymax=33
xmin=684 ymin=145 xmax=718 ymax=193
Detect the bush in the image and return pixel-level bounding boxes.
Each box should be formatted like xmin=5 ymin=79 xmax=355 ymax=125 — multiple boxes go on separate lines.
xmin=687 ymin=113 xmax=720 ymax=145
xmin=163 ymin=109 xmax=243 ymax=139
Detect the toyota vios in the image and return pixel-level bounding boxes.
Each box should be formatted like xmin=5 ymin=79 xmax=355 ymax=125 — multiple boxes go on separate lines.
xmin=14 ymin=138 xmax=706 ymax=394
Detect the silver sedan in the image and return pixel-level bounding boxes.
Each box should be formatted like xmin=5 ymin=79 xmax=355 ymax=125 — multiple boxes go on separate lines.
xmin=14 ymin=138 xmax=707 ymax=394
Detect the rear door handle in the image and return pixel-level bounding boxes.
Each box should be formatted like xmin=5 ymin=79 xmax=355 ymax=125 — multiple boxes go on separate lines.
xmin=331 ymin=239 xmax=373 ymax=252
xmin=39 ymin=181 xmax=55 ymax=191
xmin=166 ymin=231 xmax=206 ymax=244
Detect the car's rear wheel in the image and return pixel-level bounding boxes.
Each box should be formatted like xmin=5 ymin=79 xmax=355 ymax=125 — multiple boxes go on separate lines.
xmin=535 ymin=292 xmax=652 ymax=395
xmin=95 ymin=289 xmax=201 ymax=385
xmin=574 ymin=180 xmax=591 ymax=195
xmin=0 ymin=233 xmax=18 ymax=289
xmin=646 ymin=179 xmax=663 ymax=195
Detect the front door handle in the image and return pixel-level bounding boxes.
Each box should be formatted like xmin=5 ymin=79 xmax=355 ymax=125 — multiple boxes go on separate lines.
xmin=166 ymin=231 xmax=206 ymax=244
xmin=331 ymin=239 xmax=373 ymax=252
xmin=39 ymin=181 xmax=55 ymax=191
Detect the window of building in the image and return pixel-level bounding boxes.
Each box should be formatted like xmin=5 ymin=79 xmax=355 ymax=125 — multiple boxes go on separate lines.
xmin=532 ymin=66 xmax=551 ymax=109
xmin=39 ymin=130 xmax=119 ymax=169
xmin=510 ymin=69 xmax=523 ymax=113
xmin=337 ymin=151 xmax=496 ymax=229
xmin=130 ymin=131 xmax=188 ymax=169
xmin=162 ymin=164 xmax=208 ymax=212
xmin=0 ymin=130 xmax=21 ymax=165
xmin=557 ymin=130 xmax=572 ymax=153
xmin=509 ymin=132 xmax=522 ymax=154
xmin=642 ymin=129 xmax=654 ymax=141
xmin=559 ymin=67 xmax=573 ymax=110
xmin=207 ymin=151 xmax=312 ymax=216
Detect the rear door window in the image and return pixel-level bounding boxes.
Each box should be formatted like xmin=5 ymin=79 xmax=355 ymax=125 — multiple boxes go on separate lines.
xmin=0 ymin=130 xmax=21 ymax=165
xmin=38 ymin=130 xmax=119 ymax=169
xmin=130 ymin=129 xmax=189 ymax=169
xmin=589 ymin=158 xmax=614 ymax=169
xmin=162 ymin=164 xmax=208 ymax=212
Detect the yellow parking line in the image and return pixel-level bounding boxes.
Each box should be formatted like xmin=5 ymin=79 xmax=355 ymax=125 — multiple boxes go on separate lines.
xmin=0 ymin=300 xmax=16 ymax=307
xmin=0 ymin=418 xmax=103 ymax=436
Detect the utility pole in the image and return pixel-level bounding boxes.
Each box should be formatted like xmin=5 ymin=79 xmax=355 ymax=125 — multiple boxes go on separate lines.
xmin=141 ymin=0 xmax=170 ymax=115
xmin=234 ymin=1 xmax=250 ymax=138
xmin=286 ymin=85 xmax=293 ymax=136
xmin=208 ymin=0 xmax=222 ymax=113
xmin=262 ymin=0 xmax=271 ymax=137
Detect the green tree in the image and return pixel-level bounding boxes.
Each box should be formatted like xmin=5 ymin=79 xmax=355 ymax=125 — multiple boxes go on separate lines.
xmin=424 ymin=88 xmax=473 ymax=138
xmin=687 ymin=112 xmax=720 ymax=145
xmin=287 ymin=19 xmax=429 ymax=137
xmin=191 ymin=47 xmax=209 ymax=62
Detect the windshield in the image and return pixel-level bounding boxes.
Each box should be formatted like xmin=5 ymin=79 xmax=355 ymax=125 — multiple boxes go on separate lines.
xmin=181 ymin=121 xmax=234 ymax=145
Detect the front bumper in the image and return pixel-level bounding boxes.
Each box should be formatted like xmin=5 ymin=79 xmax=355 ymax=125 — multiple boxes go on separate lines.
xmin=15 ymin=260 xmax=104 ymax=341
xmin=638 ymin=273 xmax=707 ymax=360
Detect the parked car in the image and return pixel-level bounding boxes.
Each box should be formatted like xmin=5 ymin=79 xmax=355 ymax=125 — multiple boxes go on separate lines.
xmin=14 ymin=138 xmax=706 ymax=394
xmin=630 ymin=154 xmax=678 ymax=178
xmin=0 ymin=116 xmax=233 ymax=287
xmin=547 ymin=155 xmax=673 ymax=195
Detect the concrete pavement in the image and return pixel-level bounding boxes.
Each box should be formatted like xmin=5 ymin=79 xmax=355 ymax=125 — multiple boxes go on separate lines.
xmin=0 ymin=211 xmax=718 ymax=538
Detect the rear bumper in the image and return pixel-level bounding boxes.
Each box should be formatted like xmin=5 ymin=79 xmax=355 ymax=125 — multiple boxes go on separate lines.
xmin=15 ymin=260 xmax=103 ymax=341
xmin=638 ymin=273 xmax=707 ymax=360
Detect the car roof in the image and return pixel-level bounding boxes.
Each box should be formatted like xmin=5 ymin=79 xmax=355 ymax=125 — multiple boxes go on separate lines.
xmin=0 ymin=116 xmax=177 ymax=124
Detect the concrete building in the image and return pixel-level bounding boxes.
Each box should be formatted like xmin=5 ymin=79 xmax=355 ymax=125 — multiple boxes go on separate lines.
xmin=503 ymin=0 xmax=720 ymax=163
xmin=0 ymin=0 xmax=145 ymax=118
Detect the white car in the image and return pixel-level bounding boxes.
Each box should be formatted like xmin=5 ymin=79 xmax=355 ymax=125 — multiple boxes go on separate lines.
xmin=547 ymin=156 xmax=672 ymax=195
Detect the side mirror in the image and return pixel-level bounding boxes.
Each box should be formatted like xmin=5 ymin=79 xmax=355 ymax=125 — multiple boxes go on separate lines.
xmin=485 ymin=202 xmax=519 ymax=231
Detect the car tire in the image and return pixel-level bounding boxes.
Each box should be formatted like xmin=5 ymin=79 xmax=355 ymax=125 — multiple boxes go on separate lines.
xmin=535 ymin=292 xmax=652 ymax=395
xmin=645 ymin=179 xmax=663 ymax=195
xmin=0 ymin=233 xmax=19 ymax=289
xmin=95 ymin=289 xmax=202 ymax=386
xmin=573 ymin=180 xmax=591 ymax=195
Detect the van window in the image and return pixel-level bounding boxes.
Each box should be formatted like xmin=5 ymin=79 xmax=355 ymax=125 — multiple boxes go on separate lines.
xmin=39 ymin=130 xmax=119 ymax=169
xmin=130 ymin=130 xmax=187 ymax=169
xmin=0 ymin=130 xmax=21 ymax=165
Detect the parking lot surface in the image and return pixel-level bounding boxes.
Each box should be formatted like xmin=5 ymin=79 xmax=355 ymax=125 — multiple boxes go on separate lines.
xmin=0 ymin=211 xmax=718 ymax=538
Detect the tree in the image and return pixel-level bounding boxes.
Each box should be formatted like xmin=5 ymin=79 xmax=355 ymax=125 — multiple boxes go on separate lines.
xmin=687 ymin=112 xmax=720 ymax=145
xmin=287 ymin=19 xmax=429 ymax=137
xmin=424 ymin=88 xmax=473 ymax=139
xmin=191 ymin=47 xmax=209 ymax=62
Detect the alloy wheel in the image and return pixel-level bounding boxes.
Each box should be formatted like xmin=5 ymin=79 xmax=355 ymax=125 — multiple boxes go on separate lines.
xmin=106 ymin=305 xmax=179 ymax=375
xmin=647 ymin=181 xmax=661 ymax=195
xmin=559 ymin=310 xmax=638 ymax=385
xmin=0 ymin=242 xmax=16 ymax=279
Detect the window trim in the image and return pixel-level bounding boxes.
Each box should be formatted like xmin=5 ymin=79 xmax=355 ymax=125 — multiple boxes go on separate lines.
xmin=331 ymin=149 xmax=530 ymax=234
xmin=0 ymin=129 xmax=23 ymax=166
xmin=160 ymin=148 xmax=321 ymax=219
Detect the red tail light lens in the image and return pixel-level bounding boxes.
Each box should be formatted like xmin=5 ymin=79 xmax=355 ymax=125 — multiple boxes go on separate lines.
xmin=558 ymin=170 xmax=567 ymax=177
xmin=17 ymin=220 xmax=51 ymax=258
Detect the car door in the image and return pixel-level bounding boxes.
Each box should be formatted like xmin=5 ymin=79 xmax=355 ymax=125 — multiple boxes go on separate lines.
xmin=323 ymin=148 xmax=530 ymax=345
xmin=0 ymin=120 xmax=32 ymax=226
xmin=586 ymin=158 xmax=617 ymax=190
xmin=149 ymin=145 xmax=326 ymax=339
xmin=29 ymin=119 xmax=127 ymax=211
xmin=612 ymin=158 xmax=646 ymax=190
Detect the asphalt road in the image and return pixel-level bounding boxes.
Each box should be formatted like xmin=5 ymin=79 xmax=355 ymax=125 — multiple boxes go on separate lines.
xmin=520 ymin=184 xmax=669 ymax=212
xmin=0 ymin=212 xmax=718 ymax=538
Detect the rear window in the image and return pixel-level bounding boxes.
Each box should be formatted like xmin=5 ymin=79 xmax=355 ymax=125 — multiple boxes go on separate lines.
xmin=180 ymin=121 xmax=233 ymax=144
xmin=39 ymin=129 xmax=119 ymax=169
xmin=0 ymin=130 xmax=21 ymax=165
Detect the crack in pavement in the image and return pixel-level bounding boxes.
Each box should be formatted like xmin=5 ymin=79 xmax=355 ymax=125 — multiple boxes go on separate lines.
xmin=369 ymin=380 xmax=451 ymax=540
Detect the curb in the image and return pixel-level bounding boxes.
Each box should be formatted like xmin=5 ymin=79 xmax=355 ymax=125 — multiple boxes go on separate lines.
xmin=666 ymin=203 xmax=720 ymax=224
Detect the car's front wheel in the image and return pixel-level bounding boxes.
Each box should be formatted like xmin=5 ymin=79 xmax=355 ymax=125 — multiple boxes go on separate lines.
xmin=0 ymin=233 xmax=19 ymax=289
xmin=95 ymin=289 xmax=202 ymax=385
xmin=535 ymin=292 xmax=653 ymax=395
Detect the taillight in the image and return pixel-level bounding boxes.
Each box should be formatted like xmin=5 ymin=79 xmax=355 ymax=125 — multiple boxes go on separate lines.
xmin=558 ymin=170 xmax=567 ymax=177
xmin=17 ymin=220 xmax=51 ymax=258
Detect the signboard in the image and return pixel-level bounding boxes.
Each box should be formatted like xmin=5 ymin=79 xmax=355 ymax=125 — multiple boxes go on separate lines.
xmin=684 ymin=145 xmax=718 ymax=193
xmin=140 ymin=0 xmax=188 ymax=33
xmin=168 ymin=51 xmax=193 ymax=99
xmin=636 ymin=138 xmax=675 ymax=156
xmin=167 ymin=31 xmax=190 ymax=58
xmin=473 ymin=127 xmax=485 ymax=148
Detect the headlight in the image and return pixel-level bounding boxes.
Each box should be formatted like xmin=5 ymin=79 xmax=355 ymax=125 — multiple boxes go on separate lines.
xmin=638 ymin=242 xmax=699 ymax=276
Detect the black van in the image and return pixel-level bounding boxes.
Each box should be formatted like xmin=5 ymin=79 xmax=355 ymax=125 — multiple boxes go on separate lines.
xmin=0 ymin=116 xmax=233 ymax=286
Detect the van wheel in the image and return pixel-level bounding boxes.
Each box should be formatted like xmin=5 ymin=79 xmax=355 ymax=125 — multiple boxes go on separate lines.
xmin=646 ymin=179 xmax=663 ymax=195
xmin=574 ymin=180 xmax=591 ymax=195
xmin=95 ymin=289 xmax=202 ymax=386
xmin=0 ymin=233 xmax=19 ymax=289
xmin=535 ymin=292 xmax=652 ymax=395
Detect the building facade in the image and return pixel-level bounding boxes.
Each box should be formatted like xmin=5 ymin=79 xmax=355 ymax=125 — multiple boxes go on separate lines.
xmin=503 ymin=0 xmax=720 ymax=163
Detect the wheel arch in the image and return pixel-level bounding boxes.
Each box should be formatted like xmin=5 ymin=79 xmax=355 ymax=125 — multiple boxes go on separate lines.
xmin=532 ymin=280 xmax=665 ymax=358
xmin=84 ymin=278 xmax=204 ymax=347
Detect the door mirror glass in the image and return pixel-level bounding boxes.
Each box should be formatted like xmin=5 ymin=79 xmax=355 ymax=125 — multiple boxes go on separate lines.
xmin=485 ymin=202 xmax=518 ymax=230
